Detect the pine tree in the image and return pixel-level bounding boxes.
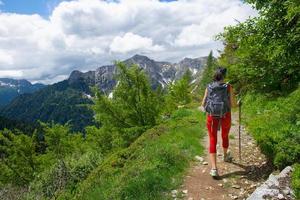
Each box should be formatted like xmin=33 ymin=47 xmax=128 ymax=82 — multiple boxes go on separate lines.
xmin=92 ymin=62 xmax=161 ymax=146
xmin=0 ymin=129 xmax=37 ymax=185
xmin=198 ymin=51 xmax=216 ymax=96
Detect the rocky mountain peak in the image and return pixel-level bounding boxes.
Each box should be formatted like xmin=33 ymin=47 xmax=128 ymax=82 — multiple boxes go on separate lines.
xmin=131 ymin=54 xmax=152 ymax=61
xmin=66 ymin=54 xmax=208 ymax=93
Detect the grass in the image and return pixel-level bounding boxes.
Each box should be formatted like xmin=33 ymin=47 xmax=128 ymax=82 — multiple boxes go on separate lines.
xmin=292 ymin=164 xmax=300 ymax=199
xmin=242 ymin=87 xmax=300 ymax=197
xmin=59 ymin=108 xmax=206 ymax=200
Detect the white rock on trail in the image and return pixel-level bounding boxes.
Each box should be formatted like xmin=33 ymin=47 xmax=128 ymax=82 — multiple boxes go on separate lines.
xmin=195 ymin=156 xmax=204 ymax=162
xmin=247 ymin=166 xmax=293 ymax=200
xmin=277 ymin=193 xmax=284 ymax=199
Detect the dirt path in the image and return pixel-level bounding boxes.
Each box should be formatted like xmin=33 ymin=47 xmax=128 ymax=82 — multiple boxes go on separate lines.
xmin=175 ymin=112 xmax=274 ymax=200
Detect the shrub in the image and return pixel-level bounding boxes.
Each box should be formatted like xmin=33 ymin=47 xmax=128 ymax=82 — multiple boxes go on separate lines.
xmin=243 ymin=87 xmax=300 ymax=169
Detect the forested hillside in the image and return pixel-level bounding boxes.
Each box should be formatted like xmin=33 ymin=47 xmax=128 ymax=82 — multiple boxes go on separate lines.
xmin=0 ymin=78 xmax=45 ymax=107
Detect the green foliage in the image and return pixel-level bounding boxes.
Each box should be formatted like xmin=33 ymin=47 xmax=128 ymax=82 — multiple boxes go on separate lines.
xmin=292 ymin=164 xmax=300 ymax=199
xmin=242 ymin=87 xmax=300 ymax=169
xmin=0 ymin=129 xmax=37 ymax=185
xmin=27 ymin=150 xmax=102 ymax=200
xmin=42 ymin=123 xmax=75 ymax=160
xmin=24 ymin=123 xmax=104 ymax=199
xmin=164 ymin=70 xmax=193 ymax=114
xmin=218 ymin=0 xmax=300 ymax=94
xmin=85 ymin=126 xmax=113 ymax=154
xmin=0 ymin=116 xmax=40 ymax=136
xmin=92 ymin=62 xmax=161 ymax=147
xmin=0 ymin=80 xmax=95 ymax=132
xmin=68 ymin=108 xmax=205 ymax=200
xmin=198 ymin=51 xmax=217 ymax=96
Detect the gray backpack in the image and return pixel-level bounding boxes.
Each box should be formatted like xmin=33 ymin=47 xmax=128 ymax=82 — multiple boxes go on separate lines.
xmin=205 ymin=82 xmax=230 ymax=117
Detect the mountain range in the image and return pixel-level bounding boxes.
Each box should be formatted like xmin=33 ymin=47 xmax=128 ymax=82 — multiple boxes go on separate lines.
xmin=0 ymin=78 xmax=45 ymax=107
xmin=0 ymin=54 xmax=207 ymax=131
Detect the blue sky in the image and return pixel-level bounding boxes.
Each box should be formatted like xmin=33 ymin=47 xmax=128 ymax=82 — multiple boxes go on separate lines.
xmin=0 ymin=0 xmax=176 ymax=16
xmin=0 ymin=0 xmax=256 ymax=83
xmin=0 ymin=0 xmax=67 ymax=16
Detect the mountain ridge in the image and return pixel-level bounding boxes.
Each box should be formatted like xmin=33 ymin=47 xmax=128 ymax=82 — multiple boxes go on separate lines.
xmin=68 ymin=54 xmax=208 ymax=93
xmin=0 ymin=54 xmax=208 ymax=131
xmin=0 ymin=78 xmax=46 ymax=107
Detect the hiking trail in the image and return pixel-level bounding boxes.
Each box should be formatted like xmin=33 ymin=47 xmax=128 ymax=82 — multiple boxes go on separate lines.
xmin=174 ymin=111 xmax=274 ymax=200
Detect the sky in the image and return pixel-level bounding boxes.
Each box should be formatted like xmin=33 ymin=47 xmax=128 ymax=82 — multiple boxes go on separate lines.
xmin=0 ymin=0 xmax=257 ymax=84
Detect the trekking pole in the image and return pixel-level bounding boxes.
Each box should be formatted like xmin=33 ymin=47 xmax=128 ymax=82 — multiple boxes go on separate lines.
xmin=238 ymin=98 xmax=242 ymax=161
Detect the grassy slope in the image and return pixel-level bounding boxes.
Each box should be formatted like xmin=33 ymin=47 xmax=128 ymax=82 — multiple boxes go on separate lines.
xmin=58 ymin=108 xmax=206 ymax=200
xmin=242 ymin=87 xmax=300 ymax=198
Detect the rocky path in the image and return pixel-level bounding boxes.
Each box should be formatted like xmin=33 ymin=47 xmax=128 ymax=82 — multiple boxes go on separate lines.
xmin=173 ymin=112 xmax=274 ymax=200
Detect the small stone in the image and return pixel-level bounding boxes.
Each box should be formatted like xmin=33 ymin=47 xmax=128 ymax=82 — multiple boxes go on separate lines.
xmin=202 ymin=161 xmax=208 ymax=165
xmin=171 ymin=190 xmax=177 ymax=194
xmin=218 ymin=183 xmax=223 ymax=187
xmin=182 ymin=190 xmax=188 ymax=194
xmin=202 ymin=169 xmax=206 ymax=173
xmin=283 ymin=189 xmax=290 ymax=195
xmin=195 ymin=156 xmax=204 ymax=162
xmin=232 ymin=185 xmax=241 ymax=189
xmin=223 ymin=178 xmax=228 ymax=183
xmin=278 ymin=194 xmax=284 ymax=199
xmin=188 ymin=197 xmax=193 ymax=200
xmin=229 ymin=194 xmax=238 ymax=199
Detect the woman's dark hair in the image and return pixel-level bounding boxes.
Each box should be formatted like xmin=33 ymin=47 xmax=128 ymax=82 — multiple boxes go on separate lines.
xmin=213 ymin=67 xmax=227 ymax=81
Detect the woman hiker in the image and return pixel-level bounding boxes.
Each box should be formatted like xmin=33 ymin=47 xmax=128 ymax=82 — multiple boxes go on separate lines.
xmin=200 ymin=67 xmax=236 ymax=178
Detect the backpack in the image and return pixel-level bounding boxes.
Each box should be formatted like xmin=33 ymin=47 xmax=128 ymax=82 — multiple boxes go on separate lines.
xmin=204 ymin=82 xmax=230 ymax=117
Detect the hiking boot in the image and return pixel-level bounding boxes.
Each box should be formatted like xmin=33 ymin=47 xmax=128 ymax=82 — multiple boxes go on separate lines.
xmin=223 ymin=151 xmax=233 ymax=162
xmin=209 ymin=169 xmax=219 ymax=178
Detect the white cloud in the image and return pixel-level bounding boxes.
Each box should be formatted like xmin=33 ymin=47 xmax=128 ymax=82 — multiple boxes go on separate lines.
xmin=0 ymin=0 xmax=257 ymax=84
xmin=0 ymin=70 xmax=23 ymax=77
xmin=110 ymin=32 xmax=164 ymax=53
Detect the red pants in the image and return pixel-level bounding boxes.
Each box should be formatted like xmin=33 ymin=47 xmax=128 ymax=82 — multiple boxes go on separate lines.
xmin=206 ymin=112 xmax=231 ymax=153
